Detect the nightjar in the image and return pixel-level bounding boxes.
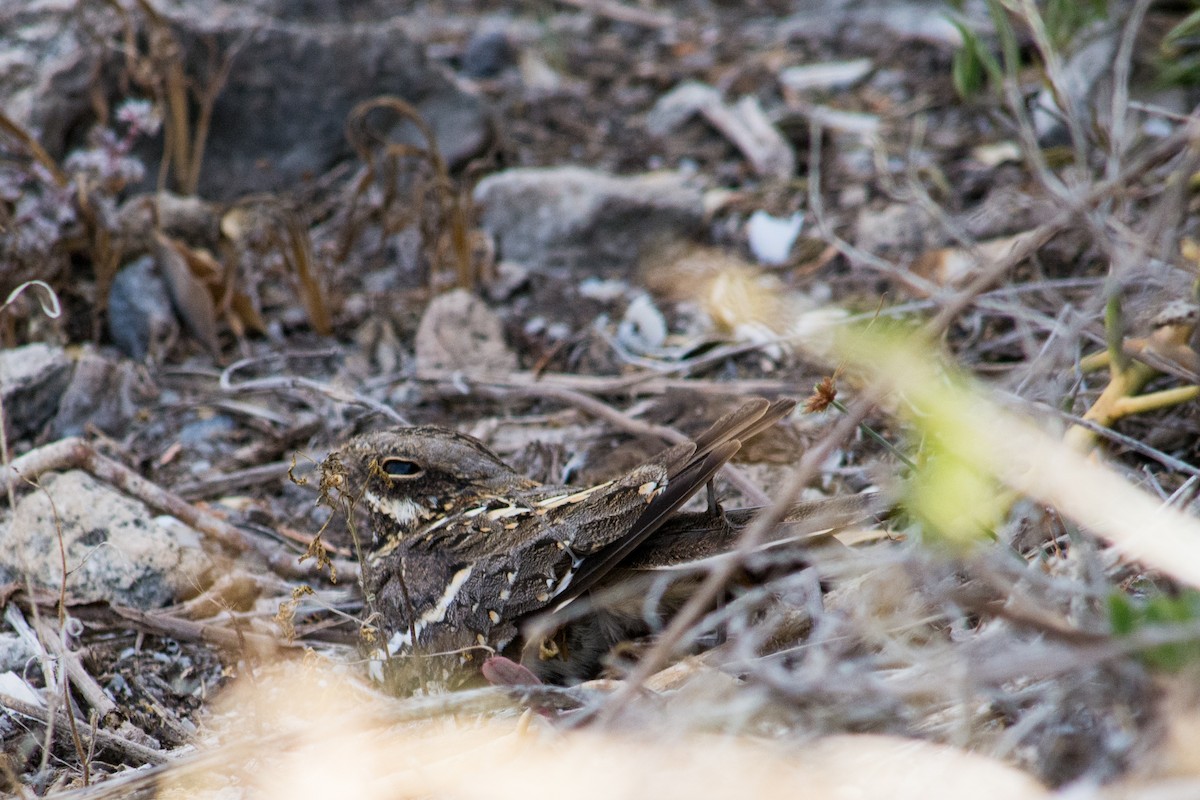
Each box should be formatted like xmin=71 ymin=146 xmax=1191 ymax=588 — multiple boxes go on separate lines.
xmin=321 ymin=398 xmax=870 ymax=688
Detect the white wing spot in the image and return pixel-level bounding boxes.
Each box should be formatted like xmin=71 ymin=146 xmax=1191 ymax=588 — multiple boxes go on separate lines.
xmin=386 ymin=565 xmax=474 ymax=655
xmin=425 ymin=515 xmax=451 ymax=533
xmin=487 ymin=503 xmax=531 ymax=520
xmin=534 ymin=481 xmax=613 ymax=510
xmin=553 ymin=569 xmax=576 ymax=596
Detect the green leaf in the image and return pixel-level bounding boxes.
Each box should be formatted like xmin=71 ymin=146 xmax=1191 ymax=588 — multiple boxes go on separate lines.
xmin=950 ymin=19 xmax=985 ymax=98
xmin=1107 ymin=592 xmax=1136 ymax=636
xmin=1109 ymin=589 xmax=1200 ymax=671
xmin=985 ymin=0 xmax=1021 ymax=79
xmin=947 ymin=15 xmax=1004 ymax=98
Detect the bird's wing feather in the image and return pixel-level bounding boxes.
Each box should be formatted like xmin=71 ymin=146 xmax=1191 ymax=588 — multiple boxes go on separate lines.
xmin=553 ymin=396 xmax=797 ymax=598
xmin=547 ymin=440 xmax=742 ymax=608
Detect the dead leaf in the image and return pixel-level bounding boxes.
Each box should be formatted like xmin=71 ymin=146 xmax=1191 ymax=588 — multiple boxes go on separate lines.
xmin=155 ymin=232 xmax=221 ymax=356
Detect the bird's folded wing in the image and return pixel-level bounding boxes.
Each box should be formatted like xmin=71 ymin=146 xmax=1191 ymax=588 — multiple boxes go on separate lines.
xmin=548 ymin=440 xmax=742 ymax=608
xmin=622 ymin=491 xmax=890 ymax=569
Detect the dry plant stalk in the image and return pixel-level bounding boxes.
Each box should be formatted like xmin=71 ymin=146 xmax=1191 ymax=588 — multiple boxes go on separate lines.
xmin=342 ymin=96 xmax=476 ymax=291
xmin=221 ymin=200 xmax=332 ymax=337
xmin=111 ymin=0 xmax=237 ymax=195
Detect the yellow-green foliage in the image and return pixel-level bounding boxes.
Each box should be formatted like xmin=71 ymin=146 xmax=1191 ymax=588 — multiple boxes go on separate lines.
xmin=1109 ymin=588 xmax=1200 ymax=671
xmin=837 ymin=322 xmax=1005 ymax=546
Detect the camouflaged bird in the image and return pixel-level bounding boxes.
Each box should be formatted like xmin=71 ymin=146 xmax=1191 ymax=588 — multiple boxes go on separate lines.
xmin=321 ymin=398 xmax=871 ymax=687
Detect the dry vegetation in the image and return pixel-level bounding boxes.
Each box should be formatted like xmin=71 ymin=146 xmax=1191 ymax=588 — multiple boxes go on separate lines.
xmin=3 ymin=0 xmax=1200 ymax=797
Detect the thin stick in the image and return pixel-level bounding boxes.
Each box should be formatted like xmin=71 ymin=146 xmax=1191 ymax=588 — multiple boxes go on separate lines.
xmin=411 ymin=367 xmax=801 ymax=401
xmin=31 ymin=618 xmax=121 ymax=729
xmin=107 ymin=604 xmax=283 ymax=654
xmin=548 ymin=0 xmax=674 ymax=28
xmin=0 ymin=438 xmax=310 ymax=579
xmin=220 ymin=367 xmax=408 ymax=425
xmin=0 ymin=693 xmax=167 ymax=767
xmin=496 ymin=382 xmax=772 ymax=505
xmin=598 ymin=387 xmax=881 ymax=720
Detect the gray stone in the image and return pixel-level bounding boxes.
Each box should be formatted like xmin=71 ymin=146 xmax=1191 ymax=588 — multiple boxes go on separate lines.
xmin=0 ymin=633 xmax=37 ymax=674
xmin=49 ymin=348 xmax=145 ymax=439
xmin=0 ymin=623 xmax=37 ymax=676
xmin=461 ymin=29 xmax=516 ymax=79
xmin=107 ymin=256 xmax=179 ymax=362
xmin=474 ymin=167 xmax=705 ymax=274
xmin=2 ymin=2 xmax=490 ymax=201
xmin=485 ymin=261 xmax=531 ymax=303
xmin=0 ymin=470 xmax=213 ymax=609
xmin=0 ymin=1 xmax=106 ymax=165
xmin=0 ymin=343 xmax=71 ymax=439
xmin=152 ymin=8 xmax=491 ymax=198
xmin=415 ymin=289 xmax=517 ymax=375
xmin=853 ymin=202 xmax=939 ymax=257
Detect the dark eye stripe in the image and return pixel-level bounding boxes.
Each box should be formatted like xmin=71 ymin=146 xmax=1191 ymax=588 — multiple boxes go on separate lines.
xmin=382 ymin=458 xmax=422 ymax=477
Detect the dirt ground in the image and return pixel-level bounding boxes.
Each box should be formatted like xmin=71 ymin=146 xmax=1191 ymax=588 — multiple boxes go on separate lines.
xmin=3 ymin=0 xmax=1200 ymax=797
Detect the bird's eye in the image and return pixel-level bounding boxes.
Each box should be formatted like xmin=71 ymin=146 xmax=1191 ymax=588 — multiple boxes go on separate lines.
xmin=381 ymin=458 xmax=422 ymax=478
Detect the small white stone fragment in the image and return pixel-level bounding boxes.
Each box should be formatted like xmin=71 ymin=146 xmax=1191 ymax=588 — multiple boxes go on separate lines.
xmin=618 ymin=294 xmax=668 ymax=352
xmin=747 ymin=210 xmax=804 ymax=266
xmin=779 ymin=59 xmax=872 ymax=92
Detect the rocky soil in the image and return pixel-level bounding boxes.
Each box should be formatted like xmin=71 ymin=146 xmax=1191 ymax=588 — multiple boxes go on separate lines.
xmin=2 ymin=0 xmax=1200 ymax=797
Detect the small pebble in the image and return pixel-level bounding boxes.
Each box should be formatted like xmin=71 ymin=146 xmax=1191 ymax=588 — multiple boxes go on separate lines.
xmin=462 ymin=30 xmax=515 ymax=79
xmin=108 ymin=255 xmax=177 ymax=361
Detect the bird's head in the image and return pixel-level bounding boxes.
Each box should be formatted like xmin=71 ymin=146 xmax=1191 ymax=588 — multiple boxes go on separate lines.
xmin=321 ymin=427 xmax=533 ymax=548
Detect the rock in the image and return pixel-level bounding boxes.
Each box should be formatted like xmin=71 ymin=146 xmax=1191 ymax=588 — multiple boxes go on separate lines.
xmin=0 ymin=2 xmax=110 ymax=165
xmin=853 ymin=202 xmax=939 ymax=257
xmin=157 ymin=7 xmax=490 ymax=198
xmin=0 ymin=634 xmax=37 ymax=674
xmin=776 ymin=1 xmax=970 ymax=47
xmin=0 ymin=470 xmax=213 ymax=609
xmin=461 ymin=29 xmax=516 ymax=79
xmin=474 ymin=167 xmax=705 ymax=274
xmin=3 ymin=2 xmax=490 ymax=201
xmin=49 ymin=348 xmax=146 ymax=439
xmin=485 ymin=261 xmax=531 ymax=303
xmin=415 ymin=289 xmax=517 ymax=374
xmin=116 ymin=193 xmax=222 ymax=255
xmin=617 ymin=294 xmax=668 ymax=353
xmin=746 ymin=210 xmax=804 ymax=265
xmin=179 ymin=413 xmax=236 ymax=452
xmin=779 ymin=59 xmax=873 ymax=92
xmin=107 ymin=256 xmax=179 ymax=361
xmin=0 ymin=343 xmax=71 ymax=439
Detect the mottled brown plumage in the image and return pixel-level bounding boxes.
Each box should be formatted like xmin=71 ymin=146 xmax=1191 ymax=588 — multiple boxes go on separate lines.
xmin=322 ymin=399 xmax=872 ymax=687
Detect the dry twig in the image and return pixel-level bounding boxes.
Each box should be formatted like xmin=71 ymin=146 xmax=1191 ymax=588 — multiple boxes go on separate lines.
xmin=0 ymin=438 xmax=310 ymax=579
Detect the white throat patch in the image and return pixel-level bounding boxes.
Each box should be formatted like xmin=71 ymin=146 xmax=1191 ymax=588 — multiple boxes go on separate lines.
xmin=364 ymin=490 xmax=425 ymax=528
